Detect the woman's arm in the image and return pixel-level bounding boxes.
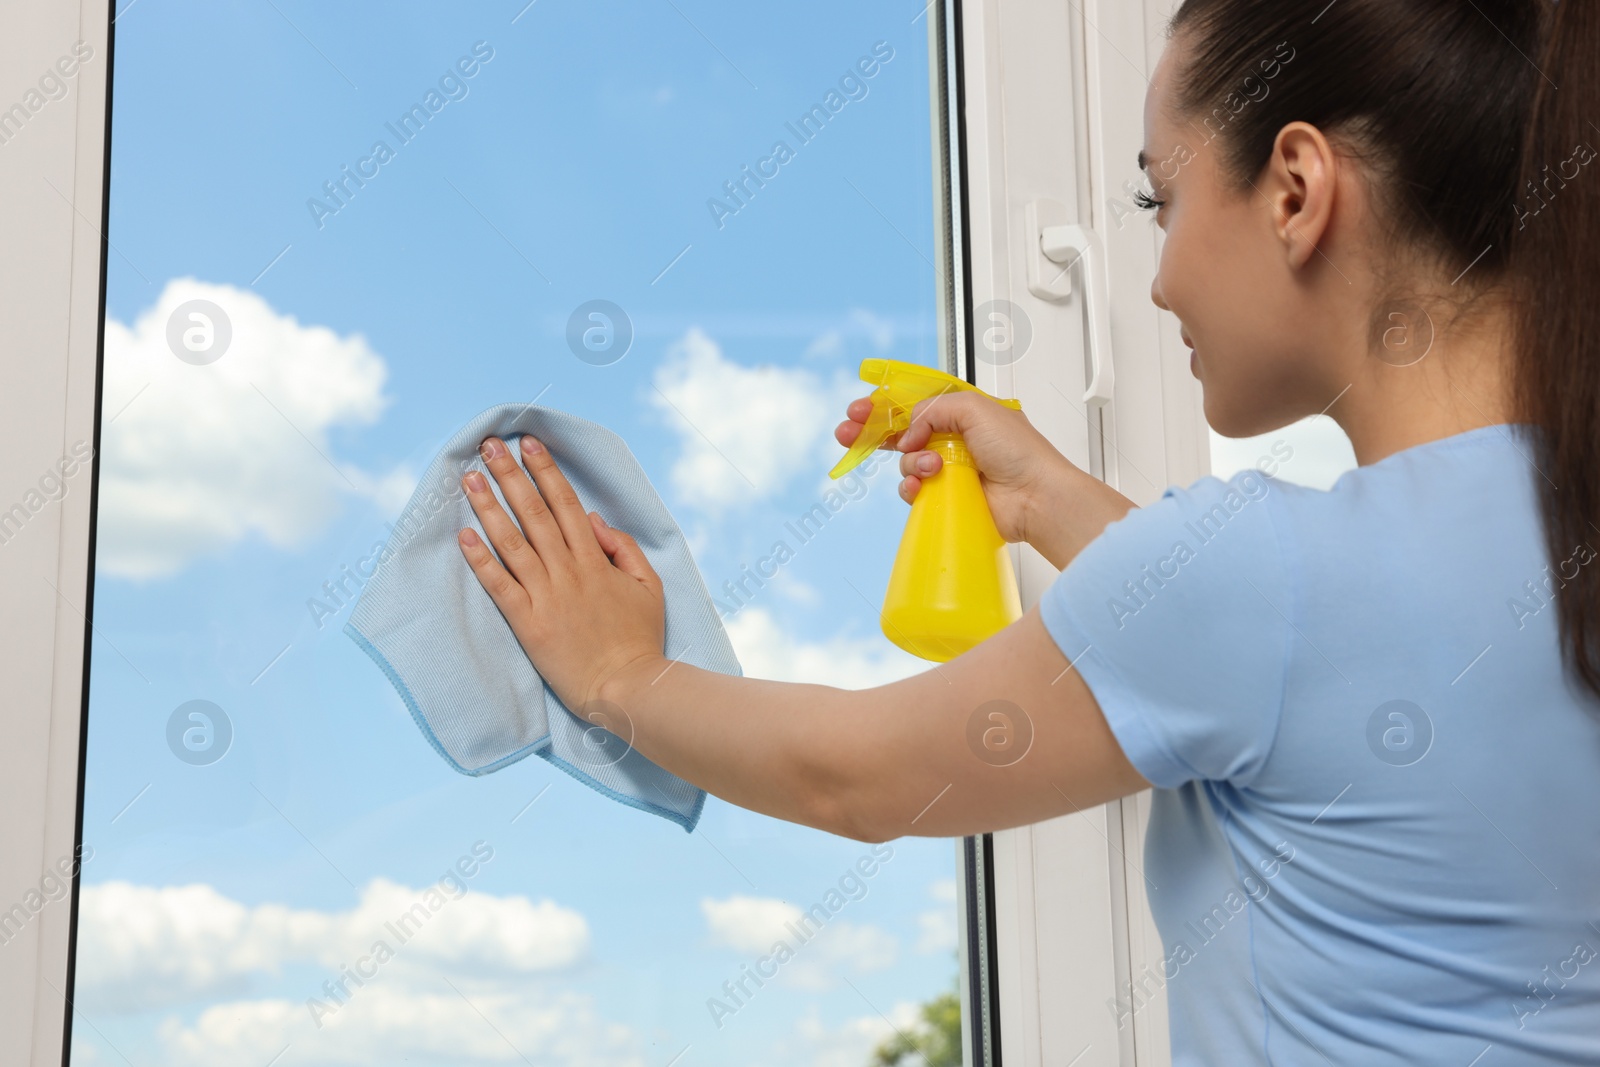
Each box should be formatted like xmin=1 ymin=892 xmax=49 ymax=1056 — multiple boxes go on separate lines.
xmin=596 ymin=603 xmax=1152 ymax=842
xmin=458 ymin=433 xmax=1151 ymax=843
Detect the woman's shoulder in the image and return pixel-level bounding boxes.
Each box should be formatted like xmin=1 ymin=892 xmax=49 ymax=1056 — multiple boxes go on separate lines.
xmin=1288 ymin=421 xmax=1533 ymax=501
xmin=1175 ymin=423 xmax=1537 ymax=534
xmin=1065 ymin=421 xmax=1539 ymax=616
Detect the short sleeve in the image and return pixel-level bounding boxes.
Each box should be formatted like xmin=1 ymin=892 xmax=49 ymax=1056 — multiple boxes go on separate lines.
xmin=1038 ymin=470 xmax=1294 ymax=789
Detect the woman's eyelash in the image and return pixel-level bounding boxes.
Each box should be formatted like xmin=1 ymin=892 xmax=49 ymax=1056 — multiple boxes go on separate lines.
xmin=1132 ymin=189 xmax=1166 ymax=212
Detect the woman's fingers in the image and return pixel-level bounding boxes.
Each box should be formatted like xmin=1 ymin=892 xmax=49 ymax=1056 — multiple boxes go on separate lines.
xmin=900 ymin=450 xmax=942 ymax=479
xmin=893 ymin=420 xmax=931 ymax=453
xmin=901 ymin=391 xmax=984 ymax=452
xmin=894 ymin=436 xmax=946 ymax=506
xmin=898 ymin=449 xmax=940 ymax=504
xmin=477 ymin=437 xmax=569 ymax=564
xmin=589 ymin=513 xmax=662 ymax=590
xmin=517 ymin=436 xmax=608 ymax=565
xmin=833 ymin=396 xmax=879 ymax=448
xmin=457 ymin=526 xmax=532 ymax=619
xmin=460 ymin=469 xmax=549 ymax=589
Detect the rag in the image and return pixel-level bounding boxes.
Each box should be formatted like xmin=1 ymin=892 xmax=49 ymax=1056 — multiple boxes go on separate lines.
xmin=345 ymin=403 xmax=741 ymax=832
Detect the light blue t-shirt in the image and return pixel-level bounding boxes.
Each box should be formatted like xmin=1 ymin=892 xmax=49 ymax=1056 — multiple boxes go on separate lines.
xmin=1040 ymin=423 xmax=1600 ymax=1066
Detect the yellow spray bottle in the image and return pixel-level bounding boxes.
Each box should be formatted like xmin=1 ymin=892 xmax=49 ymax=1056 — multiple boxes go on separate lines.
xmin=830 ymin=358 xmax=1024 ymax=662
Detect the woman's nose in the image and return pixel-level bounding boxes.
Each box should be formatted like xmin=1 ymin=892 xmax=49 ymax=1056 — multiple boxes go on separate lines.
xmin=1150 ymin=276 xmax=1171 ymax=312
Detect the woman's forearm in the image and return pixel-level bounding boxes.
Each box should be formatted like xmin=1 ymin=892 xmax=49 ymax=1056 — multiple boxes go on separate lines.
xmin=597 ymin=656 xmax=874 ymax=838
xmin=1022 ymin=452 xmax=1140 ymax=569
xmin=595 ymin=603 xmax=1152 ymax=843
xmin=585 ymin=456 xmax=1141 ymax=839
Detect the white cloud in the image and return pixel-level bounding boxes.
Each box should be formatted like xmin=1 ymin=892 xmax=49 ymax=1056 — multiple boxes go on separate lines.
xmin=801 ymin=309 xmax=896 ymax=361
xmin=684 ymin=523 xmax=712 ymax=562
xmin=847 ymin=309 xmax=896 ymax=353
xmin=724 ymin=607 xmax=927 ymax=690
xmin=700 ymin=894 xmax=895 ymax=991
xmin=73 ymin=879 xmax=641 ymax=1066
xmin=98 ymin=278 xmax=404 ymax=579
xmin=650 ymin=328 xmax=856 ymax=514
xmin=350 ymin=463 xmax=420 ymax=517
xmin=1209 ymin=414 xmax=1357 ymax=491
xmin=156 ymin=985 xmax=644 ymax=1067
xmin=773 ymin=574 xmax=822 ymax=606
xmin=702 ymin=894 xmax=799 ymax=954
xmin=811 ymin=922 xmax=898 ymax=979
xmin=801 ymin=331 xmax=844 ymax=361
xmin=915 ymin=879 xmax=959 ymax=954
xmin=75 ymin=879 xmax=588 ymax=1014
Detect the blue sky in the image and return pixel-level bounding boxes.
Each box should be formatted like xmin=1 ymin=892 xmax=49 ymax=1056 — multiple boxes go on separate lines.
xmin=75 ymin=1 xmax=960 ymax=1064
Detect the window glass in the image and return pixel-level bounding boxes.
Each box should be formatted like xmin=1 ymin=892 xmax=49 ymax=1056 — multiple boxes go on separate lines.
xmin=74 ymin=3 xmax=959 ymax=1064
xmin=1210 ymin=417 xmax=1357 ymax=489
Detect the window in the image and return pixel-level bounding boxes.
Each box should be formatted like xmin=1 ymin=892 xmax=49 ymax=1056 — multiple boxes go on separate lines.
xmin=1211 ymin=418 xmax=1358 ymax=490
xmin=59 ymin=3 xmax=968 ymax=1065
xmin=4 ymin=1 xmax=1222 ymax=1065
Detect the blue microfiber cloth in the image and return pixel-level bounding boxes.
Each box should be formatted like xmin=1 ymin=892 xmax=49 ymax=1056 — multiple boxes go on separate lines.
xmin=344 ymin=402 xmax=741 ymax=832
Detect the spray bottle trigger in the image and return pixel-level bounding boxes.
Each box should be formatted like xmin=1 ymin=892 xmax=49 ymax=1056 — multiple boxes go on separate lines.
xmin=828 ymin=386 xmax=899 ymax=479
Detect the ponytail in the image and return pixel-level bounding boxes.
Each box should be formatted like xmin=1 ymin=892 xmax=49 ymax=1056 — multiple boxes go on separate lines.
xmin=1511 ymin=1 xmax=1600 ymax=701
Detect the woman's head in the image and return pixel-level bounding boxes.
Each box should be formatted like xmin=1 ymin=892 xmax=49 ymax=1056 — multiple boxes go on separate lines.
xmin=1145 ymin=0 xmax=1600 ymax=699
xmin=1144 ymin=0 xmax=1547 ymax=437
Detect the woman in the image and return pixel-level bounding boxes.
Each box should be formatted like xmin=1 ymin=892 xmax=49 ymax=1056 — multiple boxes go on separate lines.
xmin=455 ymin=0 xmax=1600 ymax=1061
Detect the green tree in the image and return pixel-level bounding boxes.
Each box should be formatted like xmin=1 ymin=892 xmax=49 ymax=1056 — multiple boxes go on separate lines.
xmin=869 ymin=985 xmax=962 ymax=1067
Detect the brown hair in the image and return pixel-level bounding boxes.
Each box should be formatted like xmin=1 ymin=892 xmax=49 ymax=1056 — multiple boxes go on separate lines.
xmin=1168 ymin=0 xmax=1600 ymax=700
xmin=1511 ymin=1 xmax=1600 ymax=700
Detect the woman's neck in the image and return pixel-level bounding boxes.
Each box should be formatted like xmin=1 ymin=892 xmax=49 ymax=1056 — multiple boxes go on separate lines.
xmin=1332 ymin=297 xmax=1519 ymax=467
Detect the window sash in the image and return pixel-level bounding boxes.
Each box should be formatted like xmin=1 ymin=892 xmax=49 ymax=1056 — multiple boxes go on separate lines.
xmin=958 ymin=0 xmax=1198 ymax=1062
xmin=0 ymin=1 xmax=1202 ymax=1065
xmin=0 ymin=1 xmax=113 ymax=1063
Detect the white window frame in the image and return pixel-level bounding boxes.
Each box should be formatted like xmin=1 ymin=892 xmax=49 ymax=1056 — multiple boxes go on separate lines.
xmin=0 ymin=0 xmax=112 ymax=1063
xmin=956 ymin=0 xmax=1202 ymax=1063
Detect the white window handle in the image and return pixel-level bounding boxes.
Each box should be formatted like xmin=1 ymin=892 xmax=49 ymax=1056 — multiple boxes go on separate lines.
xmin=1039 ymin=222 xmax=1115 ymax=407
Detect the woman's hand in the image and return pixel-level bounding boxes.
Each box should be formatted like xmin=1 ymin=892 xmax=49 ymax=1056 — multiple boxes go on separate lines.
xmin=835 ymin=390 xmax=1138 ymax=570
xmin=457 ymin=434 xmax=667 ymax=715
xmin=838 ymin=391 xmax=1060 ymax=545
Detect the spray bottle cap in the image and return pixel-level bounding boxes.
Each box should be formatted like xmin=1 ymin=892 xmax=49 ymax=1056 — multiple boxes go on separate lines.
xmin=828 ymin=358 xmax=1022 ymax=479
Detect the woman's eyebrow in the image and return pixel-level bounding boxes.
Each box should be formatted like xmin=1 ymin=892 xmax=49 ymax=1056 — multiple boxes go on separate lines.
xmin=1136 ymin=149 xmax=1150 ymax=171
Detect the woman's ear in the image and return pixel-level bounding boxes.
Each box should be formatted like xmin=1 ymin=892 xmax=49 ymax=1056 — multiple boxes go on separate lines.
xmin=1262 ymin=121 xmax=1339 ymax=271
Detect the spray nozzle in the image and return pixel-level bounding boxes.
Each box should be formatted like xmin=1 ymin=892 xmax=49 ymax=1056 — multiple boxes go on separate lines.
xmin=828 ymin=358 xmax=1022 ymax=479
